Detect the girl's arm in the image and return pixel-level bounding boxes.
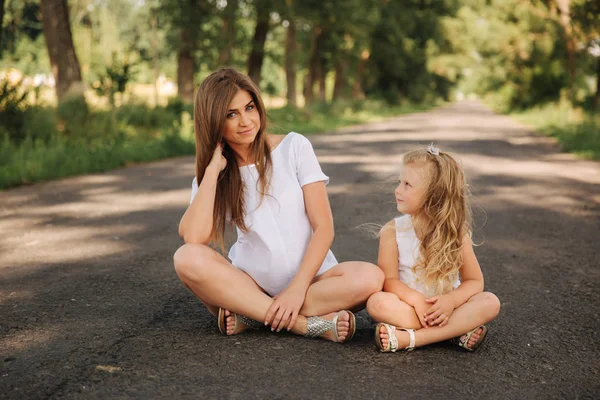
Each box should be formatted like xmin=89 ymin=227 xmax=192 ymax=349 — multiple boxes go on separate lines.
xmin=379 ymin=221 xmax=422 ymax=305
xmin=449 ymin=235 xmax=485 ymax=307
xmin=379 ymin=220 xmax=429 ymax=328
xmin=424 ymin=235 xmax=485 ymax=326
xmin=178 ymin=146 xmax=226 ymax=244
xmin=264 ymin=181 xmax=334 ymax=331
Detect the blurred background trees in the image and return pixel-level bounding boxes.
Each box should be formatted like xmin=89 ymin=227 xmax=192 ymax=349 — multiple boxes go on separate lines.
xmin=1 ymin=0 xmax=596 ymax=110
xmin=0 ymin=0 xmax=598 ymax=188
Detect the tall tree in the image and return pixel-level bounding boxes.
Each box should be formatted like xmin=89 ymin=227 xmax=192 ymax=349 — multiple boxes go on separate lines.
xmin=218 ymin=0 xmax=237 ymax=66
xmin=40 ymin=0 xmax=84 ymax=103
xmin=556 ymin=0 xmax=576 ymax=100
xmin=247 ymin=0 xmax=271 ymax=86
xmin=284 ymin=12 xmax=297 ymax=106
xmin=0 ymin=0 xmax=5 ymax=58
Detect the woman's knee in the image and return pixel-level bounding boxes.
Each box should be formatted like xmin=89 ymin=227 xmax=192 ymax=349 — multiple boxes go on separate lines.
xmin=173 ymin=243 xmax=215 ymax=284
xmin=352 ymin=262 xmax=384 ymax=297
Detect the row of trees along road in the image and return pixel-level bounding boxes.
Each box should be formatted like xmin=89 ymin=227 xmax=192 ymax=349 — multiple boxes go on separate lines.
xmin=1 ymin=0 xmax=599 ymax=110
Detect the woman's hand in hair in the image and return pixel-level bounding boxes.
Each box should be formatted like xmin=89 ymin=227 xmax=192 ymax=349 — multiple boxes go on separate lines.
xmin=208 ymin=143 xmax=227 ymax=173
xmin=264 ymin=283 xmax=307 ymax=332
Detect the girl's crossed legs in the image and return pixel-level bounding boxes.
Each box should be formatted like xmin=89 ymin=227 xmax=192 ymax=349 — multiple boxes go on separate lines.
xmin=173 ymin=243 xmax=384 ymax=342
xmin=367 ymin=291 xmax=500 ymax=350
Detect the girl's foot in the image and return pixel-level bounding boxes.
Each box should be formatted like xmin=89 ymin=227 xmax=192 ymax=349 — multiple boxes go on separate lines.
xmin=465 ymin=327 xmax=483 ymax=349
xmin=377 ymin=324 xmax=412 ymax=350
xmin=319 ymin=311 xmax=351 ymax=342
xmin=377 ymin=324 xmax=486 ymax=351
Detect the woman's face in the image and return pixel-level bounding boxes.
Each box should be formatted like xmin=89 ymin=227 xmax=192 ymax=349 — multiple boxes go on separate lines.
xmin=222 ymin=89 xmax=261 ymax=148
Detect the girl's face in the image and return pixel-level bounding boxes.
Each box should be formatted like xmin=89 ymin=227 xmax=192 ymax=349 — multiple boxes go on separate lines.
xmin=395 ymin=163 xmax=429 ymax=215
xmin=222 ymin=89 xmax=261 ymax=148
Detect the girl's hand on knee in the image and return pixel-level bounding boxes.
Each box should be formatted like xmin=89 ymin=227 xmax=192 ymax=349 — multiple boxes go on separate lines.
xmin=424 ymin=294 xmax=456 ymax=327
xmin=264 ymin=284 xmax=307 ymax=332
xmin=413 ymin=298 xmax=430 ymax=329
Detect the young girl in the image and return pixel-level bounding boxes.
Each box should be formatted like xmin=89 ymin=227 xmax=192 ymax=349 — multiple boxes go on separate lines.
xmin=366 ymin=144 xmax=500 ymax=352
xmin=174 ymin=68 xmax=383 ymax=343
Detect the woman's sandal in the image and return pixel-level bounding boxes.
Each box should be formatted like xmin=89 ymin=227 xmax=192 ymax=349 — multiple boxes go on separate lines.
xmin=451 ymin=324 xmax=488 ymax=352
xmin=374 ymin=323 xmax=416 ymax=352
xmin=305 ymin=310 xmax=356 ymax=343
xmin=217 ymin=307 xmax=262 ymax=335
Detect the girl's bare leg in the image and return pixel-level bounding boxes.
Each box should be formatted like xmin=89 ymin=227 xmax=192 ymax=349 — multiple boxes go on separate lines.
xmin=301 ymin=261 xmax=384 ymax=317
xmin=173 ymin=243 xmax=354 ymax=341
xmin=370 ymin=292 xmax=500 ymax=350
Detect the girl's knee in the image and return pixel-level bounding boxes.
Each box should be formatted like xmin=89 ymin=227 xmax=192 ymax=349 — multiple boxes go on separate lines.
xmin=366 ymin=292 xmax=395 ymax=319
xmin=173 ymin=243 xmax=214 ymax=283
xmin=482 ymin=292 xmax=501 ymax=319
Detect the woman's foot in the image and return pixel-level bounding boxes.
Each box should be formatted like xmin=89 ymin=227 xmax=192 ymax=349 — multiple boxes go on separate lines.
xmin=302 ymin=310 xmax=355 ymax=343
xmin=218 ymin=308 xmax=262 ymax=336
xmin=223 ymin=309 xmax=251 ymax=335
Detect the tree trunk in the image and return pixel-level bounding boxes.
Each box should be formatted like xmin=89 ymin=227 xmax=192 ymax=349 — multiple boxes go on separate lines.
xmin=40 ymin=0 xmax=84 ymax=103
xmin=317 ymin=57 xmax=326 ymax=102
xmin=305 ymin=25 xmax=323 ymax=106
xmin=593 ymin=57 xmax=600 ymax=111
xmin=247 ymin=3 xmax=270 ymax=86
xmin=177 ymin=29 xmax=195 ymax=104
xmin=556 ymin=0 xmax=575 ymax=100
xmin=333 ymin=58 xmax=346 ymax=101
xmin=218 ymin=0 xmax=236 ymax=66
xmin=0 ymin=0 xmax=5 ymax=58
xmin=352 ymin=50 xmax=369 ymax=100
xmin=151 ymin=11 xmax=159 ymax=107
xmin=285 ymin=18 xmax=297 ymax=106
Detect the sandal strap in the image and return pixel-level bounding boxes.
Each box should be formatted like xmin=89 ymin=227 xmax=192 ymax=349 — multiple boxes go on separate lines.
xmin=398 ymin=328 xmax=416 ymax=351
xmin=237 ymin=314 xmax=262 ymax=329
xmin=306 ymin=316 xmax=335 ymax=338
xmin=388 ymin=325 xmax=399 ymax=352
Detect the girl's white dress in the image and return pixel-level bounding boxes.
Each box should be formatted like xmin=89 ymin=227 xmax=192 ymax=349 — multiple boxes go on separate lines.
xmin=190 ymin=132 xmax=338 ymax=296
xmin=395 ymin=214 xmax=460 ymax=297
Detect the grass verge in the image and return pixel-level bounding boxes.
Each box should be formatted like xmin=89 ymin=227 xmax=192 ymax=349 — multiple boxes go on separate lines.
xmin=1 ymin=100 xmax=435 ymax=190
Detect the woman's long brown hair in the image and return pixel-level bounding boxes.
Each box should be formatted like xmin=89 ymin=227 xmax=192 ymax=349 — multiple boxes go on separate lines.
xmin=193 ymin=68 xmax=272 ymax=249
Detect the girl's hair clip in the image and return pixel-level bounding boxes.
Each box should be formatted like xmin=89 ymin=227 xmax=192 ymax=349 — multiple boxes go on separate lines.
xmin=427 ymin=143 xmax=440 ymax=156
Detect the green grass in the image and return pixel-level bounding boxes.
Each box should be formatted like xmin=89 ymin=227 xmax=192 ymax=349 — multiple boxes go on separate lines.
xmin=510 ymin=102 xmax=600 ymax=160
xmin=0 ymin=99 xmax=435 ymax=190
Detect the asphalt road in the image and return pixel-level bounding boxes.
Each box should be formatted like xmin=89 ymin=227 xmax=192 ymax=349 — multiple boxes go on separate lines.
xmin=1 ymin=101 xmax=599 ymax=399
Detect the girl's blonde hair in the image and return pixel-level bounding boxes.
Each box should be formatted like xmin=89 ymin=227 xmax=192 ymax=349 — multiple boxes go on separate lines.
xmin=193 ymin=68 xmax=272 ymax=249
xmin=403 ymin=147 xmax=472 ymax=295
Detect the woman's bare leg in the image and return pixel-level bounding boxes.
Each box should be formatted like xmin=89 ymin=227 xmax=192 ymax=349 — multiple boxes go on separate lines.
xmin=173 ymin=243 xmax=354 ymax=341
xmin=300 ymin=261 xmax=384 ymax=317
xmin=374 ymin=292 xmax=501 ymax=350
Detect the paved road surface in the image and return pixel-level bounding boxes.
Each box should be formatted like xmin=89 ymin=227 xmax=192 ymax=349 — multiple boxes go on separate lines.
xmin=1 ymin=101 xmax=598 ymax=399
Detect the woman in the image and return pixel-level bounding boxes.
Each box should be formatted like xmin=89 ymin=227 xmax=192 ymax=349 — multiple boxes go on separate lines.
xmin=174 ymin=68 xmax=383 ymax=342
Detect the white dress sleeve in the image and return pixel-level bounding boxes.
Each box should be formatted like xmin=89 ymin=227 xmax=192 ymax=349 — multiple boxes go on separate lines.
xmin=294 ymin=135 xmax=329 ymax=187
xmin=189 ymin=177 xmax=198 ymax=205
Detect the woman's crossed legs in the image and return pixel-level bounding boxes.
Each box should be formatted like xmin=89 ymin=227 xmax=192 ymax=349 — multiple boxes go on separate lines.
xmin=173 ymin=243 xmax=384 ymax=342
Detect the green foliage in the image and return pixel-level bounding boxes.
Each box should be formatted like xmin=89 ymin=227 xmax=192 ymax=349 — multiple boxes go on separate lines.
xmin=511 ymin=101 xmax=600 ymax=160
xmin=0 ymin=77 xmax=30 ymax=142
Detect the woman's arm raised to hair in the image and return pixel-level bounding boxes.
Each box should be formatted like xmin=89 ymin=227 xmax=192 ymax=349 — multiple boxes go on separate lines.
xmin=379 ymin=220 xmax=425 ymax=306
xmin=178 ymin=145 xmax=226 ymax=244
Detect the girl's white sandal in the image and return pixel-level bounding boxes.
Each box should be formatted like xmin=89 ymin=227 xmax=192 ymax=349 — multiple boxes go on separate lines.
xmin=375 ymin=323 xmax=416 ymax=352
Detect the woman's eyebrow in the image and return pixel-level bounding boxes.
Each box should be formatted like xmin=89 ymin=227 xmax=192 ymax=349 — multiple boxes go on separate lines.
xmin=228 ymin=100 xmax=254 ymax=112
